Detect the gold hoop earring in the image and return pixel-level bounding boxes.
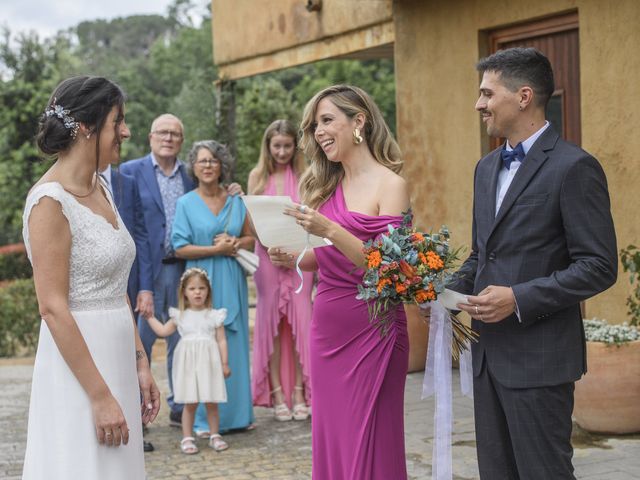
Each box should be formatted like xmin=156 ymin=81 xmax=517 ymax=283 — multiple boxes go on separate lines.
xmin=352 ymin=128 xmax=363 ymax=145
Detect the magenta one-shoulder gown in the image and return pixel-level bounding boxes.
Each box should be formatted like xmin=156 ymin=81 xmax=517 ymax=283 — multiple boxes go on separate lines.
xmin=311 ymin=183 xmax=409 ymax=480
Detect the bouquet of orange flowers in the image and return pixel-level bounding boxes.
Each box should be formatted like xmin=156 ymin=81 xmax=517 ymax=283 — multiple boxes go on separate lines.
xmin=357 ymin=211 xmax=477 ymax=357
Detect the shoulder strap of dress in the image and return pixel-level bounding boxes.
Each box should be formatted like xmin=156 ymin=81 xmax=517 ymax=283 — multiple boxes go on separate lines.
xmin=22 ymin=183 xmax=72 ymax=261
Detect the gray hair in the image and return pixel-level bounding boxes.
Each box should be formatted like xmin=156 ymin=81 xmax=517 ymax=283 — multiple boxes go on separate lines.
xmin=187 ymin=140 xmax=233 ymax=184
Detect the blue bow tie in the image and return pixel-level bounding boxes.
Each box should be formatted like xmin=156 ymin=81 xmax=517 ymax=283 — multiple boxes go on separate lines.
xmin=500 ymin=143 xmax=525 ymax=169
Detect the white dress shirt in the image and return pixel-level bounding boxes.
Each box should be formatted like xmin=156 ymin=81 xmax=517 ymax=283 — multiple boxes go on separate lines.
xmin=495 ymin=121 xmax=550 ymax=216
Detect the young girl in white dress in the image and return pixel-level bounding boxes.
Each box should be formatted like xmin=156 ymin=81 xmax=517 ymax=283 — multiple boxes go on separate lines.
xmin=146 ymin=267 xmax=231 ymax=454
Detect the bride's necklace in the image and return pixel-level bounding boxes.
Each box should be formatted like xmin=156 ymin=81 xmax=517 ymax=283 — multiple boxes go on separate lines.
xmin=61 ymin=173 xmax=99 ymax=198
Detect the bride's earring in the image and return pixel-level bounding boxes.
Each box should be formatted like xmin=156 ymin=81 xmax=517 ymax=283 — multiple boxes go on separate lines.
xmin=352 ymin=128 xmax=363 ymax=145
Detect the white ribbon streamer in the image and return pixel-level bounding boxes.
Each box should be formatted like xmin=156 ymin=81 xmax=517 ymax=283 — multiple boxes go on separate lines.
xmin=294 ymin=231 xmax=310 ymax=294
xmin=422 ymin=301 xmax=473 ymax=480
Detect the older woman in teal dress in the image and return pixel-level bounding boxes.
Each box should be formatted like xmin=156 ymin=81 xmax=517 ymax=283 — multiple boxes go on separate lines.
xmin=172 ymin=140 xmax=255 ymax=433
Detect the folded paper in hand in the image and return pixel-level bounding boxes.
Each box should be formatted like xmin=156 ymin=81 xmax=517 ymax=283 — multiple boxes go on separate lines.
xmin=438 ymin=289 xmax=469 ymax=310
xmin=242 ymin=196 xmax=331 ymax=252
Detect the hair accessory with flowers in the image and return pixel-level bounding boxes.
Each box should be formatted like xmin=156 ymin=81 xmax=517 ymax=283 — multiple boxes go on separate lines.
xmin=44 ymin=98 xmax=80 ymax=139
xmin=180 ymin=267 xmax=211 ymax=285
xmin=357 ymin=210 xmax=477 ymax=358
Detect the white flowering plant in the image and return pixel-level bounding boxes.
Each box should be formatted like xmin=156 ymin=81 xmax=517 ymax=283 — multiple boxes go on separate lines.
xmin=583 ymin=318 xmax=640 ymax=345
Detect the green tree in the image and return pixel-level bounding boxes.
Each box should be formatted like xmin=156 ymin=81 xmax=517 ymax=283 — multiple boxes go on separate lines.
xmin=287 ymin=59 xmax=396 ymax=134
xmin=0 ymin=30 xmax=78 ymax=243
xmin=234 ymin=77 xmax=300 ymax=188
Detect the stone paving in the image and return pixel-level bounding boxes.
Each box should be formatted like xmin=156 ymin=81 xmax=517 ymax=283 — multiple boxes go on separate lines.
xmin=1 ymin=350 xmax=639 ymax=479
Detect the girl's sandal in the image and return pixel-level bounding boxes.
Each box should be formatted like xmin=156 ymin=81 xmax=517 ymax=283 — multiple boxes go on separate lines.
xmin=292 ymin=385 xmax=310 ymax=421
xmin=194 ymin=430 xmax=211 ymax=439
xmin=180 ymin=437 xmax=199 ymax=455
xmin=270 ymin=386 xmax=292 ymax=421
xmin=209 ymin=433 xmax=229 ymax=452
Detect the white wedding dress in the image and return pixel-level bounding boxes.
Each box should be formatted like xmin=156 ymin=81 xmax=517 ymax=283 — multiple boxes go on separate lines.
xmin=21 ymin=182 xmax=145 ymax=479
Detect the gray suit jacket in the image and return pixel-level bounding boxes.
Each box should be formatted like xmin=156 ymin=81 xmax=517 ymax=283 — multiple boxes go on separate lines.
xmin=450 ymin=127 xmax=617 ymax=388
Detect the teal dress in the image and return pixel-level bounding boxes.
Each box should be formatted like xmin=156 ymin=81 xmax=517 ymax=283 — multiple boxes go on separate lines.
xmin=172 ymin=191 xmax=254 ymax=432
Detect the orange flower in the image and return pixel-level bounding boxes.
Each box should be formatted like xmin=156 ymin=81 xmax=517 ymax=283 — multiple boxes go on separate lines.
xmin=418 ymin=252 xmax=427 ymax=264
xmin=412 ymin=232 xmax=425 ymax=243
xmin=415 ymin=283 xmax=436 ymax=303
xmin=395 ymin=282 xmax=407 ymax=294
xmin=368 ymin=250 xmax=382 ymax=268
xmin=426 ymin=251 xmax=444 ymax=270
xmin=377 ymin=277 xmax=391 ymax=293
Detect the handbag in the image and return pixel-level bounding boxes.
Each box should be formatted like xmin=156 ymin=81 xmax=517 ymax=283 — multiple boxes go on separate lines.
xmin=224 ymin=196 xmax=259 ymax=276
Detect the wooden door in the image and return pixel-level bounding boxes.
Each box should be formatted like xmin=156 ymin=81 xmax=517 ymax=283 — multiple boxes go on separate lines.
xmin=488 ymin=13 xmax=580 ymax=148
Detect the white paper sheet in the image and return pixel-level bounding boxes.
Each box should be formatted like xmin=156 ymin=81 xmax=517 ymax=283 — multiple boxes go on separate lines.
xmin=438 ymin=289 xmax=469 ymax=310
xmin=242 ymin=195 xmax=331 ymax=252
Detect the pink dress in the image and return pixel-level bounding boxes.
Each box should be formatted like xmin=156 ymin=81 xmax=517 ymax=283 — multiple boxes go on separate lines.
xmin=311 ymin=183 xmax=408 ymax=480
xmin=251 ymin=165 xmax=314 ymax=408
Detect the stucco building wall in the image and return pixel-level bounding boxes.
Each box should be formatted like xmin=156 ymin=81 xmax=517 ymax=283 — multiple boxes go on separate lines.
xmin=212 ymin=0 xmax=639 ymax=321
xmin=394 ymin=0 xmax=639 ymax=320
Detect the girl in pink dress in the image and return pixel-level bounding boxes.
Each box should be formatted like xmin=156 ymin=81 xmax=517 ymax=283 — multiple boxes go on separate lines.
xmin=269 ymin=87 xmax=410 ymax=479
xmin=248 ymin=120 xmax=313 ymax=421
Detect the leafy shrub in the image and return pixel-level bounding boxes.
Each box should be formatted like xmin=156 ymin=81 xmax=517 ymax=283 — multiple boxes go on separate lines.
xmin=0 ymin=278 xmax=40 ymax=357
xmin=620 ymin=244 xmax=640 ymax=326
xmin=0 ymin=243 xmax=32 ymax=281
xmin=583 ymin=318 xmax=640 ymax=345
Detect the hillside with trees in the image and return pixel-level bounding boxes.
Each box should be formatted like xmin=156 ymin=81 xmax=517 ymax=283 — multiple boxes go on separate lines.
xmin=0 ymin=0 xmax=395 ymax=245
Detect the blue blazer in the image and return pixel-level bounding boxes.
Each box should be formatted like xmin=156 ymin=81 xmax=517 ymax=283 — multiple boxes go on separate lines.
xmin=110 ymin=168 xmax=153 ymax=304
xmin=119 ymin=154 xmax=195 ymax=282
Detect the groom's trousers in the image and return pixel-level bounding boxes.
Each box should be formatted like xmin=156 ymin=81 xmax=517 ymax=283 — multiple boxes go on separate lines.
xmin=474 ymin=358 xmax=576 ymax=480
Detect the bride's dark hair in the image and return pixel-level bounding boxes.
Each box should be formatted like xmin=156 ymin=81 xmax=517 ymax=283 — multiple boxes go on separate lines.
xmin=36 ymin=76 xmax=126 ymax=165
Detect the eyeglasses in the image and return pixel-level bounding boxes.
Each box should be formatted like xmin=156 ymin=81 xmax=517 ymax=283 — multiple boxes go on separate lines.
xmin=152 ymin=129 xmax=183 ymax=139
xmin=195 ymin=159 xmax=221 ymax=167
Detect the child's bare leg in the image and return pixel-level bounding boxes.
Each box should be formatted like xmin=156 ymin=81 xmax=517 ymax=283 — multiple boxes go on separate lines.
xmin=205 ymin=403 xmax=220 ymax=435
xmin=205 ymin=403 xmax=229 ymax=451
xmin=181 ymin=403 xmax=198 ymax=439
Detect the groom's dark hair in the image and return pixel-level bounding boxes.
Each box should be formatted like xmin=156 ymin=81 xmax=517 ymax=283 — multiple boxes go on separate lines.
xmin=477 ymin=47 xmax=555 ymax=108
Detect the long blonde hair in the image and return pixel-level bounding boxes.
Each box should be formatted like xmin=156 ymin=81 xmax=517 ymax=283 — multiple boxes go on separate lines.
xmin=177 ymin=268 xmax=213 ymax=311
xmin=298 ymin=85 xmax=402 ymax=208
xmin=250 ymin=119 xmax=306 ymax=195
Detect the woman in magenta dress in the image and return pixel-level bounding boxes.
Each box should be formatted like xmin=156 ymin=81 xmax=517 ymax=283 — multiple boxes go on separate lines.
xmin=248 ymin=120 xmax=313 ymax=421
xmin=270 ymin=85 xmax=410 ymax=479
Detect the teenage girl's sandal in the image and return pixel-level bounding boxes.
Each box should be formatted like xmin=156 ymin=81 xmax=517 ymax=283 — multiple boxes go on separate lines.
xmin=194 ymin=430 xmax=211 ymax=439
xmin=292 ymin=385 xmax=310 ymax=421
xmin=209 ymin=433 xmax=229 ymax=452
xmin=180 ymin=437 xmax=199 ymax=455
xmin=270 ymin=386 xmax=293 ymax=421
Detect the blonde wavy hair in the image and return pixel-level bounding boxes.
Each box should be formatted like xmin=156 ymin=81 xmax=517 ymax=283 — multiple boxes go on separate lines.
xmin=249 ymin=119 xmax=307 ymax=195
xmin=177 ymin=267 xmax=213 ymax=310
xmin=298 ymin=85 xmax=402 ymax=209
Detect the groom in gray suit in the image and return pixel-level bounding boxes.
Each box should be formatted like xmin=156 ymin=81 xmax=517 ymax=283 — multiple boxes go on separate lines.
xmin=451 ymin=48 xmax=617 ymax=479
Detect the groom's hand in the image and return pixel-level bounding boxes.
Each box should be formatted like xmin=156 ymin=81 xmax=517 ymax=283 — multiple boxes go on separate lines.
xmin=459 ymin=285 xmax=516 ymax=323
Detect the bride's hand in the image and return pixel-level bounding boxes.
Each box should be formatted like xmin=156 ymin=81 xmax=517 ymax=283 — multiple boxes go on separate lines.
xmin=91 ymin=393 xmax=129 ymax=447
xmin=137 ymin=364 xmax=161 ymax=425
xmin=285 ymin=203 xmax=334 ymax=238
xmin=268 ymin=247 xmax=294 ymax=269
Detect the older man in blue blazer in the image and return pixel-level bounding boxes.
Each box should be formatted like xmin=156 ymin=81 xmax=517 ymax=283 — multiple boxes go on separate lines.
xmin=120 ymin=114 xmax=194 ymax=424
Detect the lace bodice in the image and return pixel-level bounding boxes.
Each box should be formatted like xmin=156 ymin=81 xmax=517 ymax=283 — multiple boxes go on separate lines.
xmin=22 ymin=182 xmax=135 ymax=311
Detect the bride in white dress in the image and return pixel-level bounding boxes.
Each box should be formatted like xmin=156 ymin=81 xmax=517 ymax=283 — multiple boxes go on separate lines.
xmin=21 ymin=76 xmax=160 ymax=479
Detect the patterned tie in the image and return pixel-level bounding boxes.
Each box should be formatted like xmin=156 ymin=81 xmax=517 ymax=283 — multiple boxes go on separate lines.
xmin=500 ymin=142 xmax=525 ymax=169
